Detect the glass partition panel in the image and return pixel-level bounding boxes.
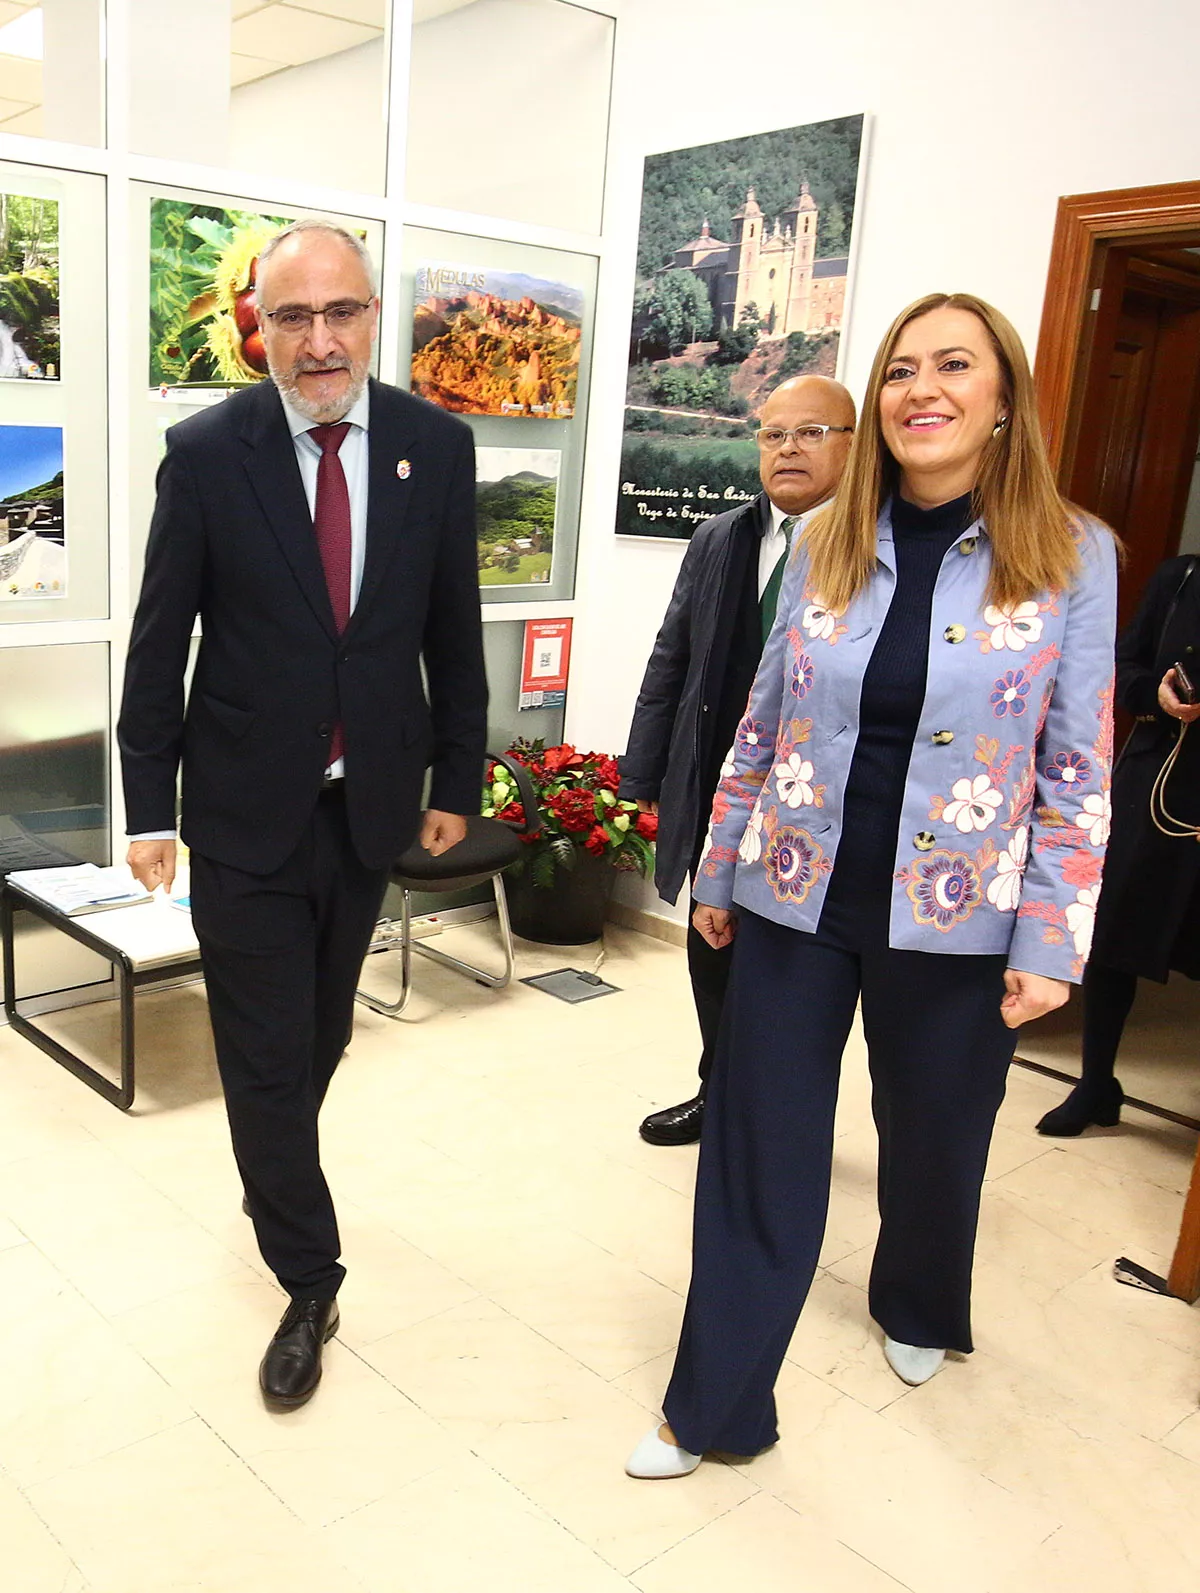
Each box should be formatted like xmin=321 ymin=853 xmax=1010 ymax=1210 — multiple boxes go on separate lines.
xmin=401 ymin=223 xmax=597 ymax=607
xmin=407 ymin=0 xmax=612 ymax=234
xmin=128 ymin=1 xmax=390 ymax=193
xmin=484 ymin=615 xmax=563 ymax=749
xmin=0 ymin=0 xmax=105 ymax=145
xmin=0 ymin=639 xmax=111 ymax=1002
xmin=0 ymin=160 xmax=108 ymax=622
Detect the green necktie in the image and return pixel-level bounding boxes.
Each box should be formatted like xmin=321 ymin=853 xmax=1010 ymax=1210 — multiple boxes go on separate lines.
xmin=760 ymin=515 xmax=799 ymax=645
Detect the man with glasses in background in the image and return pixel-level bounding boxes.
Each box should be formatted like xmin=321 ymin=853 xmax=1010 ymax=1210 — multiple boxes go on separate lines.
xmin=119 ymin=220 xmax=486 ymax=1408
xmin=622 ymin=375 xmax=855 ymax=1146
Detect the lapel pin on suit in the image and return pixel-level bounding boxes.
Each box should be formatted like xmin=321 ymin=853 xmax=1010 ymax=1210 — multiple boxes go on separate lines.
xmin=397 ymin=459 xmax=411 ymax=480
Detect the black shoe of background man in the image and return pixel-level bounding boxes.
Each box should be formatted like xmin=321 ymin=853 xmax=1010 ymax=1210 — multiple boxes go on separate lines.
xmin=639 ymin=1094 xmax=704 ymax=1146
xmin=259 ymin=1297 xmax=340 ymax=1410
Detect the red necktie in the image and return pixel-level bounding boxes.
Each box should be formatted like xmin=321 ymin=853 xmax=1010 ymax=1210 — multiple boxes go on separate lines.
xmin=309 ymin=422 xmax=352 ymax=765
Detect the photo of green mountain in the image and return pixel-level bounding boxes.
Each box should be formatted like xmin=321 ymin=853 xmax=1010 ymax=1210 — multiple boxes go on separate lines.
xmin=476 ymin=446 xmax=559 ymax=587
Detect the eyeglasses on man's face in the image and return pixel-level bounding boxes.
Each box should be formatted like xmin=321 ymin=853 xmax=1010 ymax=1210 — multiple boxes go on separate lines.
xmin=262 ymin=300 xmax=374 ymax=336
xmin=755 ymin=424 xmax=855 ymax=451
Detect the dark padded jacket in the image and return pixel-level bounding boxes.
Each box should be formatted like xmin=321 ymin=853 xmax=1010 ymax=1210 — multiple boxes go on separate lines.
xmin=620 ymin=495 xmax=767 ymax=905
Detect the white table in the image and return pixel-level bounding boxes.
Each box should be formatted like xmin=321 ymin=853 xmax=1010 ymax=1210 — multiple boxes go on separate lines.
xmin=2 ymin=872 xmax=203 ymax=1111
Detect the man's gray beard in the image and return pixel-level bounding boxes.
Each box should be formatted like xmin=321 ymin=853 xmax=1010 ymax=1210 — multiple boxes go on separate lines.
xmin=270 ymin=357 xmax=369 ymax=424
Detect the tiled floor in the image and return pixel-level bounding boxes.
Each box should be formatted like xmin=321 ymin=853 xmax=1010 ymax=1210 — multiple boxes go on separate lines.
xmin=2 ymin=922 xmax=1199 ymax=1592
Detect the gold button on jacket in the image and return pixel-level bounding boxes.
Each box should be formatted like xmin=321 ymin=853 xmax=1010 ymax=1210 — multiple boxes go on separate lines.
xmin=914 ymin=831 xmax=937 ymax=851
xmin=944 ymin=623 xmax=967 ymax=644
xmin=931 ymin=730 xmax=955 ymax=745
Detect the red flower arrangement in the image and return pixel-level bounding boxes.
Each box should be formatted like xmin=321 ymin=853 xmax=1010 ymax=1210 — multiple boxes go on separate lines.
xmin=484 ymin=738 xmax=657 ymax=889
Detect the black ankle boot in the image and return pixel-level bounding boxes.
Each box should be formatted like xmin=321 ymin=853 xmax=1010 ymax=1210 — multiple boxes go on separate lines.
xmin=1036 ymin=1077 xmax=1124 ymax=1137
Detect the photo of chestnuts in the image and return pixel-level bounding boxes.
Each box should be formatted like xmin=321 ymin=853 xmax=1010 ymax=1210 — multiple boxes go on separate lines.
xmin=149 ymin=197 xmax=291 ymax=389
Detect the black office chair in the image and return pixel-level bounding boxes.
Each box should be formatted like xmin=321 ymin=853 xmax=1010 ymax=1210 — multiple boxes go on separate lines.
xmin=356 ymin=751 xmax=542 ymax=1016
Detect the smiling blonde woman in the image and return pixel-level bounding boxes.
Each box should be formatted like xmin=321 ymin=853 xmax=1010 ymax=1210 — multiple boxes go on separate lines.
xmin=626 ymin=293 xmax=1118 ymax=1480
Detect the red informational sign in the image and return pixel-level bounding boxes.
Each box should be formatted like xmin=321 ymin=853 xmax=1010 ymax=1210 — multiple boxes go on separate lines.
xmin=519 ymin=618 xmax=573 ymax=711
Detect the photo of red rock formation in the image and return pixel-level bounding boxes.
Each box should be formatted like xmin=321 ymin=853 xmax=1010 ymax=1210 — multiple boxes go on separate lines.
xmin=410 ymin=265 xmax=583 ymax=419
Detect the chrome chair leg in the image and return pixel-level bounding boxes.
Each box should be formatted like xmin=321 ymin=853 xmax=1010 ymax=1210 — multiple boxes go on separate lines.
xmin=411 ymin=876 xmax=515 ymax=990
xmin=355 ymin=879 xmax=515 ymax=1016
xmin=355 ymin=889 xmax=415 ymax=1016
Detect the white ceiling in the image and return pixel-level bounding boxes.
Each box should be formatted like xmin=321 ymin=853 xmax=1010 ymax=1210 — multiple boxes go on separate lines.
xmin=0 ymin=0 xmax=484 ymax=131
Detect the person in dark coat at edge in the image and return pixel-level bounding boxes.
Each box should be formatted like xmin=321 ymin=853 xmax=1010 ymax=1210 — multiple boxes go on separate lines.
xmin=1038 ymin=554 xmax=1200 ymax=1135
xmin=620 ymin=375 xmax=856 ymax=1145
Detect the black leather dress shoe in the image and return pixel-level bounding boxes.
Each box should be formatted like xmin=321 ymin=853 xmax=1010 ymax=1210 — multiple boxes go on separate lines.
xmin=241 ymin=1194 xmax=252 ymax=1217
xmin=259 ymin=1297 xmax=340 ymax=1410
xmin=639 ymin=1094 xmax=704 ymax=1146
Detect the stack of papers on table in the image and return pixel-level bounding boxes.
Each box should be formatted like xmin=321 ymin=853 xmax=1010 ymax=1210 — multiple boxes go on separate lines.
xmin=7 ymin=864 xmax=153 ymax=916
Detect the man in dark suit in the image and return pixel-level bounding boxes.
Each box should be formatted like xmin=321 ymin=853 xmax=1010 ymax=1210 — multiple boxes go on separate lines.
xmin=621 ymin=375 xmax=854 ymax=1145
xmin=119 ymin=219 xmax=486 ymax=1408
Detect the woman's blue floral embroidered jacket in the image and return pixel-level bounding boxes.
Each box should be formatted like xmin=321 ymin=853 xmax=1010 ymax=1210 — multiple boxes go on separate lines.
xmin=692 ymin=504 xmax=1118 ymax=982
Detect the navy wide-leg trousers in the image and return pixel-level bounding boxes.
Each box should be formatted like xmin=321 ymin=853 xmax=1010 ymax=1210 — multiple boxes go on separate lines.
xmin=662 ymin=902 xmax=1017 ymax=1457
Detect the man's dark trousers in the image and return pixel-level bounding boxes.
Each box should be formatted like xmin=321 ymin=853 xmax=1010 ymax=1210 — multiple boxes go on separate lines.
xmin=189 ymin=784 xmax=388 ymax=1300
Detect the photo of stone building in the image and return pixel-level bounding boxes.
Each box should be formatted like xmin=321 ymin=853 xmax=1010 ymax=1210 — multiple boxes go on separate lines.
xmin=669 ymin=182 xmax=848 ymax=338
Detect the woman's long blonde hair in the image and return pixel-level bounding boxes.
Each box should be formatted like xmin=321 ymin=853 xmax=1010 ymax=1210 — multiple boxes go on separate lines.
xmin=803 ymin=292 xmax=1081 ymax=612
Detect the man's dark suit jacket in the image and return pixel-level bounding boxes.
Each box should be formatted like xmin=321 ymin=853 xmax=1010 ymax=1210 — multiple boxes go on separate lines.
xmin=620 ymin=493 xmax=767 ymax=906
xmin=118 ymin=376 xmax=488 ymax=876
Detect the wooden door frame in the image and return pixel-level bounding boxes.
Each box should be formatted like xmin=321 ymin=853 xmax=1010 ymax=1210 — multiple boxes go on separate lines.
xmin=1034 ymin=179 xmax=1200 ymax=478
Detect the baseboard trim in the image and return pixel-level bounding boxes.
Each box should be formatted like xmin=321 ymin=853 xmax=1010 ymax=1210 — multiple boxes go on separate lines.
xmin=606 ymin=900 xmax=688 ymax=948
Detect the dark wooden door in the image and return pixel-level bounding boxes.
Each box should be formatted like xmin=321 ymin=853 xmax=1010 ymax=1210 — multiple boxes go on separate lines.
xmin=1068 ymin=264 xmax=1200 ymax=632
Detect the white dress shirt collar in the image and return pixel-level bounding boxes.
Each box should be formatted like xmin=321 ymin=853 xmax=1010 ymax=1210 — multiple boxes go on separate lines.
xmin=278 ymin=381 xmax=371 ymax=441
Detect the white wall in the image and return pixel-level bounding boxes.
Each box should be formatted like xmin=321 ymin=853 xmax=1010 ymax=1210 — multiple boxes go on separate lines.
xmin=229 ymin=39 xmax=387 ymax=194
xmin=568 ymin=0 xmax=1200 ymax=924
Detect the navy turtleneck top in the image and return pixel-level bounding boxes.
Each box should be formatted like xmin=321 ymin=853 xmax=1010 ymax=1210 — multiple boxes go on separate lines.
xmin=821 ymin=491 xmax=976 ymax=916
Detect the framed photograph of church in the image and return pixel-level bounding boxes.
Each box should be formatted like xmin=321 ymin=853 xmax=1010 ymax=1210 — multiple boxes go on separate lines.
xmin=617 ymin=114 xmax=868 ymax=538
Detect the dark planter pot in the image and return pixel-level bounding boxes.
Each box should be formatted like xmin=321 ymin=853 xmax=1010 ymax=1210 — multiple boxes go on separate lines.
xmin=503 ymin=851 xmax=617 ymax=945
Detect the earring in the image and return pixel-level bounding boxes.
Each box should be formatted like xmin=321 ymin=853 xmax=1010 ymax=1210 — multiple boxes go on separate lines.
xmin=992 ymin=415 xmax=1009 ymax=437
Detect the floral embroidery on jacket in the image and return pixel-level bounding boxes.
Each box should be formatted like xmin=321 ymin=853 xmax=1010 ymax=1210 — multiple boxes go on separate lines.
xmin=1044 ymin=749 xmax=1092 ymax=791
xmin=899 ymin=848 xmax=987 ymax=932
xmin=990 ymin=669 xmax=1031 ymax=718
xmin=940 ymin=773 xmax=1004 ymax=833
xmin=1065 ymin=885 xmax=1100 ymax=959
xmin=775 ymin=751 xmax=824 ymax=809
xmin=986 ymin=826 xmax=1029 ymax=912
xmin=1079 ymin=790 xmax=1112 ymax=847
xmin=978 ymin=600 xmax=1045 ymax=653
xmin=738 ymin=804 xmax=765 ymax=863
xmin=736 ymin=718 xmax=768 ymax=757
xmin=789 ymin=653 xmax=814 ymax=699
xmin=930 ymin=736 xmax=1025 ymax=831
xmin=763 ymin=826 xmax=830 ymax=904
xmin=802 ymin=604 xmax=847 ymax=645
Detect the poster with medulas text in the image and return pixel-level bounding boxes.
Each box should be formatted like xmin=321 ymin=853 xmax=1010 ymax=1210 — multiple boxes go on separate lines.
xmin=412 ymin=264 xmax=582 ymax=418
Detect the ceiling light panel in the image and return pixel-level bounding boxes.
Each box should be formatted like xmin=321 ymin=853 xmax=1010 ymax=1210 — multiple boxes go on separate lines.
xmin=0 ymin=6 xmax=41 ymax=59
xmin=288 ymin=0 xmax=388 ymax=24
xmin=232 ymin=3 xmax=380 ymax=66
xmin=231 ymin=50 xmax=288 ymax=84
xmin=0 ymin=55 xmax=41 ymax=100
